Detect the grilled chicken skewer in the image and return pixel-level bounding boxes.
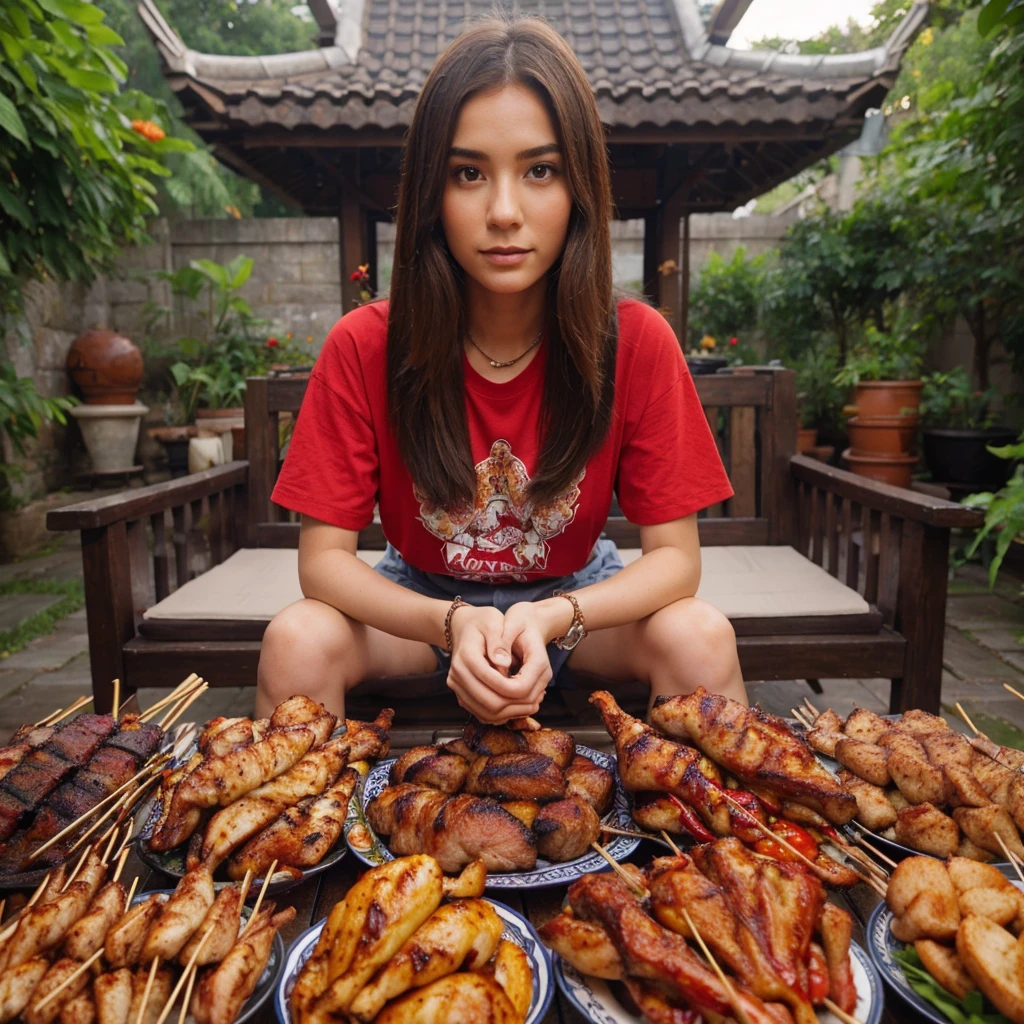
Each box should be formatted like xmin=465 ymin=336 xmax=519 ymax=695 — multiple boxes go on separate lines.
xmin=178 ymin=885 xmax=245 ymax=967
xmin=64 ymin=882 xmax=126 ymax=961
xmin=140 ymin=867 xmax=215 ymax=961
xmin=93 ymin=969 xmax=132 ymax=1024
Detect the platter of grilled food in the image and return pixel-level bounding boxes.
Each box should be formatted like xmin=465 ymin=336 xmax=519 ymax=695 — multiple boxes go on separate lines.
xmin=277 ymin=853 xmax=552 ymax=1024
xmin=793 ymin=703 xmax=1023 ymax=866
xmin=541 ymin=835 xmax=883 ymax=1024
xmin=0 ymin=833 xmax=289 ymax=1024
xmin=0 ymin=677 xmax=212 ymax=890
xmin=344 ymin=717 xmax=641 ymax=889
xmin=868 ymin=854 xmax=1024 ymax=1024
xmin=137 ymin=696 xmax=393 ymax=895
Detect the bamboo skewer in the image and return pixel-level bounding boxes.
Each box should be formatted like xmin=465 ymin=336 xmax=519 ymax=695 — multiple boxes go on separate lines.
xmin=791 ymin=708 xmax=814 ymax=730
xmin=101 ymin=822 xmax=120 ymax=866
xmin=0 ymin=871 xmax=51 ymax=947
xmin=0 ymin=899 xmax=6 ymax=925
xmin=598 ymin=823 xmax=677 ymax=849
xmin=955 ymin=702 xmax=987 ymax=740
xmin=1004 ymin=683 xmax=1024 ymax=704
xmin=822 ymin=997 xmax=866 ymax=1024
xmin=124 ymin=876 xmax=140 ymax=912
xmin=61 ymin=846 xmax=91 ymax=891
xmin=995 ymin=834 xmax=1024 ymax=884
xmin=31 ymin=948 xmax=105 ymax=1011
xmin=135 ymin=957 xmax=161 ymax=1024
xmin=177 ymin=962 xmax=200 ymax=1024
xmin=114 ymin=816 xmax=137 ymax=862
xmin=237 ymin=869 xmax=254 ymax=907
xmin=154 ymin=928 xmax=214 ymax=1024
xmin=589 ymin=842 xmax=646 ymax=899
xmin=140 ymin=676 xmax=203 ymax=724
xmin=679 ymin=906 xmax=754 ymax=1024
xmin=26 ymin=755 xmax=168 ymax=863
xmin=242 ymin=860 xmax=277 ymax=936
xmin=63 ymin=771 xmax=162 ymax=862
xmin=112 ymin=845 xmax=130 ymax=884
xmin=112 ymin=679 xmax=121 ymax=721
xmin=828 ymin=832 xmax=889 ymax=881
xmin=159 ymin=685 xmax=209 ymax=732
xmin=660 ymin=830 xmax=682 ymax=856
xmin=48 ymin=696 xmax=94 ymax=727
xmin=803 ymin=697 xmax=822 ymax=720
xmin=847 ymin=823 xmax=900 ymax=870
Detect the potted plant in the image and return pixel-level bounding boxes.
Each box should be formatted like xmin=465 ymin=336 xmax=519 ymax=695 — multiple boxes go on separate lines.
xmin=964 ymin=432 xmax=1024 ymax=591
xmin=834 ymin=322 xmax=926 ymax=423
xmin=794 ymin=343 xmax=843 ymax=453
xmin=918 ymin=368 xmax=1018 ymax=488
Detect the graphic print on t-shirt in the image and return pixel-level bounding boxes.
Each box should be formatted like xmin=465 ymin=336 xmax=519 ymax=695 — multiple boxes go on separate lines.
xmin=416 ymin=439 xmax=584 ymax=582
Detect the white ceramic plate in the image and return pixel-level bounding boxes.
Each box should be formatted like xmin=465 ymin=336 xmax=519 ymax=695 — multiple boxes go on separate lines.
xmin=274 ymin=898 xmax=553 ymax=1024
xmin=344 ymin=745 xmax=640 ymax=889
xmin=555 ymin=941 xmax=883 ymax=1024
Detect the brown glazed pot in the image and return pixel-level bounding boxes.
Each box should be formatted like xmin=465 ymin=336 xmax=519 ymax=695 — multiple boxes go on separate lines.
xmin=842 ymin=448 xmax=918 ymax=489
xmin=847 ymin=416 xmax=917 ymax=457
xmin=66 ymin=329 xmax=143 ymax=405
xmin=797 ymin=427 xmax=818 ymax=453
xmin=849 ymin=380 xmax=923 ymax=421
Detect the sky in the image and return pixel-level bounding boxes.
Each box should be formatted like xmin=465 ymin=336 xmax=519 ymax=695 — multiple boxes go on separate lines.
xmin=730 ymin=0 xmax=879 ymax=48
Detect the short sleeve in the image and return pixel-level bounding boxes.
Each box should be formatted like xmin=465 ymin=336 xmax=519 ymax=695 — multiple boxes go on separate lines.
xmin=615 ymin=308 xmax=734 ymax=524
xmin=271 ymin=315 xmax=380 ymax=531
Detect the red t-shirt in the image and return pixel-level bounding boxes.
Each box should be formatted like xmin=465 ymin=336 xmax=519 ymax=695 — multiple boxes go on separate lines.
xmin=272 ymin=298 xmax=733 ymax=583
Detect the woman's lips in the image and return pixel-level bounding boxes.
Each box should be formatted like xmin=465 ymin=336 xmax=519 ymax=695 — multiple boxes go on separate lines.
xmin=481 ymin=250 xmax=531 ymax=266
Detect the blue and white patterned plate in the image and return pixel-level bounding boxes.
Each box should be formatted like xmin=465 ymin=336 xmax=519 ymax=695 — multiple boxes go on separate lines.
xmin=343 ymin=745 xmax=640 ymax=889
xmin=866 ymin=865 xmax=1022 ymax=1024
xmin=274 ymin=898 xmax=553 ymax=1024
xmin=136 ymin=889 xmax=284 ymax=1024
xmin=554 ymin=941 xmax=883 ymax=1024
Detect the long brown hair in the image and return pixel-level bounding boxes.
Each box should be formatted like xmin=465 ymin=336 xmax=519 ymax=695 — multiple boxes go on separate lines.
xmin=386 ymin=16 xmax=616 ymax=508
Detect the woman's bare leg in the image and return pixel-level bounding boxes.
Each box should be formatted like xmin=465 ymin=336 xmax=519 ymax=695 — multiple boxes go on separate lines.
xmin=566 ymin=596 xmax=746 ymax=713
xmin=256 ymin=598 xmax=439 ymax=718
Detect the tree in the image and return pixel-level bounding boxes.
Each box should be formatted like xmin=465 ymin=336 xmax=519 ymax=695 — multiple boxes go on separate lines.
xmin=0 ymin=0 xmax=192 ymax=317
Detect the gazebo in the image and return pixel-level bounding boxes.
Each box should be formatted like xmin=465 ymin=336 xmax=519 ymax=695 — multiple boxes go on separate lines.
xmin=138 ymin=0 xmax=928 ymax=339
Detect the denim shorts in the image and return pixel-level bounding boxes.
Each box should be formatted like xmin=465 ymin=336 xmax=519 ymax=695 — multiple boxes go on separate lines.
xmin=372 ymin=537 xmax=625 ymax=682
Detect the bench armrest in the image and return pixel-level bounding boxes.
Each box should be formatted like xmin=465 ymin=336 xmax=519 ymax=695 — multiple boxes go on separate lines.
xmin=789 ymin=454 xmax=983 ymax=529
xmin=47 ymin=461 xmax=249 ymax=531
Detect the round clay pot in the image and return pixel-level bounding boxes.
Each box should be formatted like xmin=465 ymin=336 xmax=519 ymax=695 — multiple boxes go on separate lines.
xmin=66 ymin=330 xmax=143 ymax=405
xmin=842 ymin=447 xmax=918 ymax=489
xmin=922 ymin=427 xmax=1019 ymax=488
xmin=849 ymin=380 xmax=922 ymax=421
xmin=847 ymin=416 xmax=917 ymax=457
xmin=797 ymin=427 xmax=818 ymax=453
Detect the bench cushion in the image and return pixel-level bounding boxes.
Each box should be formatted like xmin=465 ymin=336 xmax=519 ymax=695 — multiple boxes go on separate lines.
xmin=139 ymin=545 xmax=875 ymax=641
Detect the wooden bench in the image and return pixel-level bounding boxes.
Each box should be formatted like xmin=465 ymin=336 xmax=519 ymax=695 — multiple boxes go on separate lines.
xmin=48 ymin=367 xmax=981 ymax=728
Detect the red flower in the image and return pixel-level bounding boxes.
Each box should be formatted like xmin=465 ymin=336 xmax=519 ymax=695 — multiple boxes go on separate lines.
xmin=729 ymin=337 xmax=738 ymax=346
xmin=266 ymin=338 xmax=279 ymax=347
xmin=350 ymin=271 xmax=363 ymax=281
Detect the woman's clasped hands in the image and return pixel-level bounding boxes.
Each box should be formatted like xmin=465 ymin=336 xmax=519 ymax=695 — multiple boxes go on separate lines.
xmin=446 ymin=599 xmax=571 ymax=724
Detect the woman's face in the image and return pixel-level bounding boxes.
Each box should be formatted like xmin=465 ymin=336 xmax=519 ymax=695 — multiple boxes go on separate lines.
xmin=441 ymin=84 xmax=572 ymax=298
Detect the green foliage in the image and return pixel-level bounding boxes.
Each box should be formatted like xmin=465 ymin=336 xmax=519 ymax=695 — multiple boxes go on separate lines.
xmin=964 ymin=433 xmax=1024 ymax=589
xmin=833 ymin=319 xmax=926 ymax=388
xmin=0 ymin=0 xmax=193 ymax=318
xmin=0 ymin=577 xmax=85 ymax=659
xmin=687 ymin=248 xmax=765 ymax=348
xmin=793 ymin=343 xmax=845 ymax=430
xmin=0 ymin=365 xmax=77 ymax=456
xmin=919 ymin=366 xmax=998 ymax=429
xmin=893 ymin=946 xmax=1009 ymax=1024
xmin=98 ymin=0 xmax=315 ymax=218
xmin=149 ymin=255 xmax=313 ymax=421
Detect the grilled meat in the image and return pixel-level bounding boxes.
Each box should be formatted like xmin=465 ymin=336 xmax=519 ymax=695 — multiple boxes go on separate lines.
xmin=127 ymin=965 xmax=172 ymax=1024
xmin=178 ymin=884 xmax=244 ymax=966
xmin=104 ymin=895 xmax=165 ymax=968
xmin=895 ymin=803 xmax=959 ymax=858
xmin=93 ymin=969 xmax=131 ymax=1024
xmin=200 ymin=737 xmax=350 ymax=870
xmin=650 ymin=688 xmax=857 ymax=825
xmin=499 ymin=800 xmax=540 ymax=828
xmin=460 ymin=720 xmax=526 ymax=755
xmin=367 ymin=784 xmax=537 ymax=873
xmin=225 ymin=767 xmax=358 ymax=878
xmin=887 ymin=750 xmax=951 ymax=806
xmin=64 ymin=882 xmax=126 ymax=961
xmin=834 ymin=737 xmax=891 ymax=787
xmin=146 ymin=753 xmax=204 ymax=853
xmin=522 ymin=728 xmax=575 ymax=768
xmin=347 ymin=898 xmax=504 ymax=1022
xmin=464 ymin=753 xmax=566 ymax=802
xmin=343 ymin=709 xmax=394 ymax=763
xmin=564 ymin=754 xmax=614 ymax=815
xmin=58 ymin=992 xmax=94 ymax=1024
xmin=141 ymin=866 xmax=215 ymax=961
xmin=26 ymin=957 xmax=90 ymax=1024
xmin=843 ymin=708 xmax=890 ymax=743
xmin=818 ymin=901 xmax=857 ymax=1014
xmin=0 ymin=878 xmax=99 ymax=972
xmin=390 ymin=747 xmax=468 ymax=793
xmin=838 ymin=771 xmax=897 ymax=832
xmin=198 ymin=718 xmax=255 ymax=757
xmin=533 ymin=797 xmax=599 ymax=862
xmin=373 ymin=974 xmax=519 ymax=1024
xmin=104 ymin=720 xmax=161 ymax=761
xmin=538 ymin=911 xmax=624 ymax=980
xmin=0 ymin=958 xmax=49 ymax=1024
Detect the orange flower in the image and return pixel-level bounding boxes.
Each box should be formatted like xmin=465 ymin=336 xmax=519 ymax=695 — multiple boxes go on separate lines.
xmin=131 ymin=119 xmax=165 ymax=142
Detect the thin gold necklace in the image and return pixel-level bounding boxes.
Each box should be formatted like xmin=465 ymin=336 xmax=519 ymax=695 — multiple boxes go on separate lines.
xmin=466 ymin=327 xmax=543 ymax=368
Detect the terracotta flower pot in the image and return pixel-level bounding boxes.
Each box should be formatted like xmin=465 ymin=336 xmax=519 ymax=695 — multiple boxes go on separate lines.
xmin=797 ymin=427 xmax=818 ymax=453
xmin=66 ymin=329 xmax=143 ymax=405
xmin=847 ymin=416 xmax=917 ymax=457
xmin=849 ymin=380 xmax=922 ymax=421
xmin=842 ymin=448 xmax=918 ymax=489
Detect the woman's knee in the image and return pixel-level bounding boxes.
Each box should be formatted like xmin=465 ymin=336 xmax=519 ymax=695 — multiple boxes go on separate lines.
xmin=260 ymin=599 xmax=356 ymax=673
xmin=644 ymin=598 xmax=736 ymax=661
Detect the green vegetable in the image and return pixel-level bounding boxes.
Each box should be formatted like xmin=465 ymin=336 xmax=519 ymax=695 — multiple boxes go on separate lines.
xmin=893 ymin=948 xmax=1010 ymax=1024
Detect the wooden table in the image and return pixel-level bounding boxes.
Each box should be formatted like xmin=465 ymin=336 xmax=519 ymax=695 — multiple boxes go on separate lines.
xmin=128 ymin=840 xmax=933 ymax=1024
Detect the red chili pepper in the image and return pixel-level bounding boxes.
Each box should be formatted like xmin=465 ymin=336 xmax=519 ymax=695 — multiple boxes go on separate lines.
xmin=667 ymin=794 xmax=715 ymax=843
xmin=754 ymin=819 xmax=819 ymax=863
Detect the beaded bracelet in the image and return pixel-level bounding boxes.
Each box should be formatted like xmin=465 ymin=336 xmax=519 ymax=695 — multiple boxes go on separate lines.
xmin=443 ymin=596 xmax=468 ymax=653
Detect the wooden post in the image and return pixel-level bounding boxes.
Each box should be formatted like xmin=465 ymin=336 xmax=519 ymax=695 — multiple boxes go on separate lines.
xmin=338 ymin=191 xmax=368 ymax=313
xmin=759 ymin=367 xmax=798 ymax=545
xmin=681 ymin=211 xmax=691 ymax=348
xmin=656 ymin=191 xmax=686 ymax=341
xmin=81 ymin=522 xmax=135 ymax=713
xmin=642 ymin=209 xmax=659 ymax=303
xmin=243 ymin=378 xmax=277 ymax=548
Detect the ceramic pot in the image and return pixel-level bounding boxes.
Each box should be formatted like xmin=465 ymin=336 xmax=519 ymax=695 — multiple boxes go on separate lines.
xmin=66 ymin=330 xmax=143 ymax=405
xmin=70 ymin=403 xmax=148 ymax=472
xmin=686 ymin=357 xmax=730 ymax=376
xmin=797 ymin=427 xmax=818 ymax=453
xmin=848 ymin=380 xmax=922 ymax=421
xmin=922 ymin=427 xmax=1018 ymax=487
xmin=847 ymin=416 xmax=917 ymax=457
xmin=842 ymin=447 xmax=917 ymax=489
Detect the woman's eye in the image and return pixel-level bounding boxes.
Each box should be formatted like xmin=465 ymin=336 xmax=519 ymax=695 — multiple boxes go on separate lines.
xmin=454 ymin=166 xmax=481 ymax=183
xmin=528 ymin=163 xmax=556 ymax=180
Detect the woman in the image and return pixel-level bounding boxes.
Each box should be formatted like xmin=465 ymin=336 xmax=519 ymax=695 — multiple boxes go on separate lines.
xmin=259 ymin=17 xmax=745 ymax=723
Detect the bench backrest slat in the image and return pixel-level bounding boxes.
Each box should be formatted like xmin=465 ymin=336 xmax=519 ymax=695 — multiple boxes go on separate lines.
xmin=244 ymin=365 xmax=796 ymax=550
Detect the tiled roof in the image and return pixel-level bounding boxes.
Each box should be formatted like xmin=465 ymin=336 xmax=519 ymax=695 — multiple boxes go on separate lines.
xmin=139 ymin=0 xmax=928 ymax=132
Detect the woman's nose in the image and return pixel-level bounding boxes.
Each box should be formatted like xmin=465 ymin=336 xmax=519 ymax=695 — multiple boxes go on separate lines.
xmin=487 ymin=177 xmax=523 ymax=229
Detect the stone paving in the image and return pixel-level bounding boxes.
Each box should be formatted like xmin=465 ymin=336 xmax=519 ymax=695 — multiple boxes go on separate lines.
xmin=1 ymin=536 xmax=1022 ymax=739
